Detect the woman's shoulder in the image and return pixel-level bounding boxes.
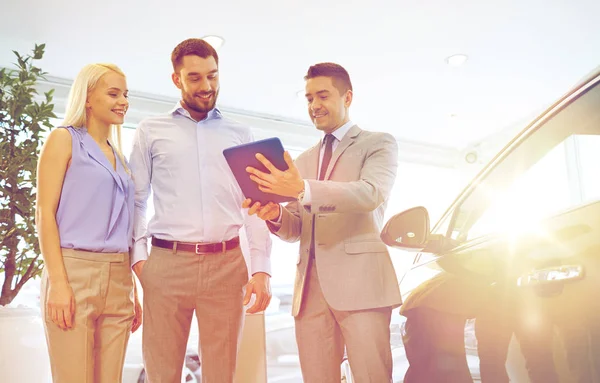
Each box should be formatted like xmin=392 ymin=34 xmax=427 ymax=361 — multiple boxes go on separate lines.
xmin=58 ymin=125 xmax=87 ymax=138
xmin=49 ymin=126 xmax=90 ymax=149
xmin=46 ymin=126 xmax=74 ymax=145
xmin=40 ymin=127 xmax=73 ymax=162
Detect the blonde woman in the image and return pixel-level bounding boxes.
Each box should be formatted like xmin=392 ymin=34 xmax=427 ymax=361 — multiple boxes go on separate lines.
xmin=36 ymin=63 xmax=141 ymax=383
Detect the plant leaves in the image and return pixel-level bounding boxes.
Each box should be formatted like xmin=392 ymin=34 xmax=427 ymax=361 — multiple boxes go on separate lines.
xmin=1 ymin=43 xmax=53 ymax=305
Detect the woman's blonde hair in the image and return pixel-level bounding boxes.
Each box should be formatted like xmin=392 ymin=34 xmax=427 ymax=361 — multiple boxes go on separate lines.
xmin=62 ymin=63 xmax=129 ymax=173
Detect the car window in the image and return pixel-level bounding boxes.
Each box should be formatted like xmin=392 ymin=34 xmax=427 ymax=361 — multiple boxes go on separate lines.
xmin=579 ymin=134 xmax=600 ymax=202
xmin=468 ymin=137 xmax=574 ymax=240
xmin=437 ymin=75 xmax=600 ymax=244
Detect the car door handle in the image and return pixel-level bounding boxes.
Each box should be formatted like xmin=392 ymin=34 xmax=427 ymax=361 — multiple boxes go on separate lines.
xmin=517 ymin=264 xmax=584 ymax=287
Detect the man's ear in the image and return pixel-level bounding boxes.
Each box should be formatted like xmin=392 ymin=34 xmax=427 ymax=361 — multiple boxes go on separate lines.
xmin=172 ymin=72 xmax=182 ymax=89
xmin=344 ymin=89 xmax=353 ymax=108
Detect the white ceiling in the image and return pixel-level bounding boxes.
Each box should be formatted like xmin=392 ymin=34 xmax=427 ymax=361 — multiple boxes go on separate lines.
xmin=2 ymin=0 xmax=600 ymax=149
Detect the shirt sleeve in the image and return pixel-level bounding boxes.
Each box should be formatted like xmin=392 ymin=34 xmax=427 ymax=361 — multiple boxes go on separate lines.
xmin=268 ymin=205 xmax=284 ymax=227
xmin=242 ymin=127 xmax=272 ymax=275
xmin=300 ymin=179 xmax=311 ymax=205
xmin=129 ymin=122 xmax=152 ymax=267
xmin=242 ymin=211 xmax=272 ymax=276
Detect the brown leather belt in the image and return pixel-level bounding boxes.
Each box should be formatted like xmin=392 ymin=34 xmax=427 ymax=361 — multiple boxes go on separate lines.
xmin=151 ymin=236 xmax=240 ymax=254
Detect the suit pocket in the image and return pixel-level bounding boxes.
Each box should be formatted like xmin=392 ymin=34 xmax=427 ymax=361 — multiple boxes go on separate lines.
xmin=344 ymin=241 xmax=388 ymax=254
xmin=139 ymin=252 xmax=157 ymax=289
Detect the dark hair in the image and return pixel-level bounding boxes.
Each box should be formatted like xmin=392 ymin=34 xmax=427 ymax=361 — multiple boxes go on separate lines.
xmin=304 ymin=62 xmax=353 ymax=94
xmin=171 ymin=38 xmax=219 ymax=71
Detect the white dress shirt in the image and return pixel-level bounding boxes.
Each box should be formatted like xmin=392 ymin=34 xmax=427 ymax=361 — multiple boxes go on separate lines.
xmin=301 ymin=120 xmax=355 ymax=204
xmin=129 ymin=103 xmax=272 ymax=274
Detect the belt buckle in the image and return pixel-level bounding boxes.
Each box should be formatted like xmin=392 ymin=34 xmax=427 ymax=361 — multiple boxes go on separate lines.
xmin=195 ymin=243 xmax=202 ymax=254
xmin=221 ymin=241 xmax=226 ymax=253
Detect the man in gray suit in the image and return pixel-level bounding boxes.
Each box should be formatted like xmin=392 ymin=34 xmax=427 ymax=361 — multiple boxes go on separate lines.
xmin=243 ymin=62 xmax=401 ymax=382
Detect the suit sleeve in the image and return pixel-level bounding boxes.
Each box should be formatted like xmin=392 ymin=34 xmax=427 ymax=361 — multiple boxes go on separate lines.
xmin=267 ymin=198 xmax=303 ymax=243
xmin=306 ymin=133 xmax=398 ymax=214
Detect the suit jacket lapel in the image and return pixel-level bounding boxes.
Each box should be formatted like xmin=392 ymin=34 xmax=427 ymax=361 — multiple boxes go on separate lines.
xmin=303 ymin=142 xmax=320 ymax=180
xmin=324 ymin=125 xmax=361 ymax=180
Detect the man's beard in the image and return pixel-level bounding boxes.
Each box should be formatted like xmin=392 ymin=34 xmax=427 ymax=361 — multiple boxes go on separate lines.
xmin=182 ymin=89 xmax=219 ymax=114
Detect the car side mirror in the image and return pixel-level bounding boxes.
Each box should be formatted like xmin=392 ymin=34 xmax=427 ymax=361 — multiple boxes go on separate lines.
xmin=381 ymin=206 xmax=430 ymax=250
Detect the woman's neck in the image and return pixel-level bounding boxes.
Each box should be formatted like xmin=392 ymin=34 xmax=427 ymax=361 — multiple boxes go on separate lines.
xmin=86 ymin=117 xmax=111 ymax=146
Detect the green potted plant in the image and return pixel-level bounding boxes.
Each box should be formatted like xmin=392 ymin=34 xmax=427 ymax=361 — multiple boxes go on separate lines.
xmin=0 ymin=43 xmax=55 ymax=382
xmin=0 ymin=43 xmax=55 ymax=305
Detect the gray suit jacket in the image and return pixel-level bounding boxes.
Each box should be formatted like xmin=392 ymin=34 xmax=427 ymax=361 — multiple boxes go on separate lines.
xmin=270 ymin=125 xmax=402 ymax=316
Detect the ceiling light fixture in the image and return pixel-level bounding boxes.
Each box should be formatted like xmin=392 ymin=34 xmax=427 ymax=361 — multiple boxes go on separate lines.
xmin=465 ymin=151 xmax=478 ymax=164
xmin=201 ymin=35 xmax=225 ymax=50
xmin=445 ymin=54 xmax=468 ymax=67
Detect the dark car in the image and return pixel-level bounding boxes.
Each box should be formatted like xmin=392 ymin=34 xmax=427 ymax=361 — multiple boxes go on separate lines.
xmin=381 ymin=67 xmax=600 ymax=382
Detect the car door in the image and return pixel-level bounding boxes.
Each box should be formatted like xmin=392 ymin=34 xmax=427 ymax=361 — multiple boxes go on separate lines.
xmin=391 ymin=67 xmax=600 ymax=382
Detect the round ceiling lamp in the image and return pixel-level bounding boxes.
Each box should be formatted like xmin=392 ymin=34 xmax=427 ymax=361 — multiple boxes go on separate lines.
xmin=445 ymin=54 xmax=469 ymax=67
xmin=201 ymin=35 xmax=225 ymax=50
xmin=464 ymin=151 xmax=478 ymax=164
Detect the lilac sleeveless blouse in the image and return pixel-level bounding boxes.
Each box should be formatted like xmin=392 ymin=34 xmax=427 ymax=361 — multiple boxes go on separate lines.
xmin=55 ymin=126 xmax=134 ymax=253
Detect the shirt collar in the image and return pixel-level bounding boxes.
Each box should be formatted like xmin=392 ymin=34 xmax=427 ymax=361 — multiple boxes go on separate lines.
xmin=170 ymin=101 xmax=223 ymax=122
xmin=328 ymin=120 xmax=354 ymax=142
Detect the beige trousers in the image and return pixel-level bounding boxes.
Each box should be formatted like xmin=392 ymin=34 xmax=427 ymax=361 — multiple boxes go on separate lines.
xmin=41 ymin=248 xmax=134 ymax=383
xmin=295 ymin=259 xmax=393 ymax=383
xmin=141 ymin=245 xmax=248 ymax=383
